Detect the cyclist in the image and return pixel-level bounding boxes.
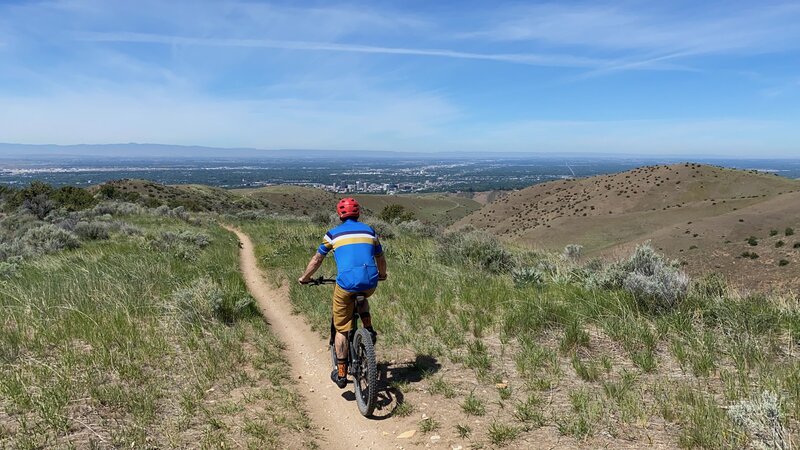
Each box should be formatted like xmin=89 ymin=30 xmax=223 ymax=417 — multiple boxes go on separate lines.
xmin=298 ymin=198 xmax=387 ymax=388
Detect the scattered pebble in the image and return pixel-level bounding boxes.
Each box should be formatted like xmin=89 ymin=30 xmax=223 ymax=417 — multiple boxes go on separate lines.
xmin=397 ymin=430 xmax=416 ymax=439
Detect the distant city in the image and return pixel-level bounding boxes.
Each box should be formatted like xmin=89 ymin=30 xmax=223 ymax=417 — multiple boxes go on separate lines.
xmin=2 ymin=155 xmax=799 ymax=192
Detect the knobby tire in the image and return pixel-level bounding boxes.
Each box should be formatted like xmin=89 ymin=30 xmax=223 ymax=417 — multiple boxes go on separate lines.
xmin=352 ymin=328 xmax=378 ymax=417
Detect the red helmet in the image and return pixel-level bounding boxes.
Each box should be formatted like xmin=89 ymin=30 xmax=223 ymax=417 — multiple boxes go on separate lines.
xmin=336 ymin=198 xmax=360 ymax=220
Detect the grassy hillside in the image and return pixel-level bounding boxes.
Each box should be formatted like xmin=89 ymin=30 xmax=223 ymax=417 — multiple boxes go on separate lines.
xmin=235 ymin=185 xmax=481 ymax=224
xmin=239 ymin=215 xmax=798 ymax=449
xmin=456 ymin=164 xmax=800 ymax=289
xmin=93 ymin=181 xmax=480 ymax=226
xmin=89 ymin=179 xmax=266 ymax=211
xmin=0 ymin=192 xmax=314 ymax=448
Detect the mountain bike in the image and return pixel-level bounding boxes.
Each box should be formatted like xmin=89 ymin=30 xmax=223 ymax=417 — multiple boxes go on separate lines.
xmin=302 ymin=276 xmax=378 ymax=417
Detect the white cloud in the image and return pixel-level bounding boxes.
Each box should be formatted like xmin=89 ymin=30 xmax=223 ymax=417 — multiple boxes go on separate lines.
xmin=469 ymin=2 xmax=800 ymax=55
xmin=77 ymin=31 xmax=609 ymax=69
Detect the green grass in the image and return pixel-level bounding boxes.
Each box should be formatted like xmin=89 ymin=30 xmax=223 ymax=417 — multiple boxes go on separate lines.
xmin=462 ymin=392 xmax=486 ymax=416
xmin=238 ymin=216 xmax=800 ymax=449
xmin=0 ymin=213 xmax=312 ymax=448
xmin=419 ymin=417 xmax=439 ymax=433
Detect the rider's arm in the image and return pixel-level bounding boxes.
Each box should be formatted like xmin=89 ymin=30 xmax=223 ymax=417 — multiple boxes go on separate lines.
xmin=298 ymin=252 xmax=325 ymax=283
xmin=376 ymin=253 xmax=387 ymax=280
xmin=373 ymin=235 xmax=387 ymax=280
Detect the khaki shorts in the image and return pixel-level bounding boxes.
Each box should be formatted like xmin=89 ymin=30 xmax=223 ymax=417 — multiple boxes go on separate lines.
xmin=332 ymin=284 xmax=375 ymax=333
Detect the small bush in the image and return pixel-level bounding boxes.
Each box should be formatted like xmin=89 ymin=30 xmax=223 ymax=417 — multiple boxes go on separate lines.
xmin=74 ymin=221 xmax=110 ymax=240
xmin=171 ymin=277 xmax=256 ymax=325
xmin=786 ymin=228 xmax=795 ymax=236
xmin=362 ymin=217 xmax=396 ymax=239
xmin=91 ymin=201 xmax=144 ymax=217
xmin=795 ymin=242 xmax=800 ymax=249
xmin=437 ymin=231 xmax=515 ymax=274
xmin=595 ymin=244 xmax=690 ymax=313
xmin=778 ymin=260 xmax=789 ymax=267
xmin=51 ymin=186 xmax=97 ymax=211
xmin=21 ymin=224 xmax=81 ymax=255
xmin=741 ymin=251 xmax=760 ymax=260
xmin=396 ymin=220 xmax=439 ymax=237
xmin=22 ymin=195 xmax=56 ymax=220
xmin=147 ymin=230 xmax=211 ymax=261
xmin=311 ymin=211 xmax=330 ymax=226
xmin=775 ymin=241 xmax=785 ymax=248
xmin=511 ymin=266 xmax=545 ymax=287
xmin=0 ymin=260 xmax=20 ymax=279
xmin=379 ymin=204 xmax=414 ymax=223
xmin=747 ymin=236 xmax=759 ymax=246
xmin=769 ymin=229 xmax=778 ymax=237
xmin=727 ymin=391 xmax=789 ymax=450
xmin=562 ymin=244 xmax=583 ymax=261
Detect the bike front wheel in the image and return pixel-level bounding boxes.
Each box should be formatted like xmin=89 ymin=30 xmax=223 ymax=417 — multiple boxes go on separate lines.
xmin=352 ymin=328 xmax=378 ymax=417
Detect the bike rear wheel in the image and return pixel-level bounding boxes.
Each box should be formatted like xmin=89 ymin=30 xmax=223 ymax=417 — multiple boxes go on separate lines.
xmin=352 ymin=328 xmax=378 ymax=417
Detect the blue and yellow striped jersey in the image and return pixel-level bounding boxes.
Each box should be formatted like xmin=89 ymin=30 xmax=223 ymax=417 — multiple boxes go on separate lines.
xmin=318 ymin=219 xmax=383 ymax=292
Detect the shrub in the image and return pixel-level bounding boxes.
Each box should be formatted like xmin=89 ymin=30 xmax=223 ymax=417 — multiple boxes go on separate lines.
xmin=624 ymin=269 xmax=689 ymax=313
xmin=22 ymin=195 xmax=56 ymax=220
xmin=747 ymin=236 xmax=759 ymax=246
xmin=147 ymin=230 xmax=211 ymax=261
xmin=775 ymin=241 xmax=785 ymax=248
xmin=786 ymin=228 xmax=795 ymax=236
xmin=170 ymin=277 xmax=256 ymax=325
xmin=51 ymin=186 xmax=97 ymax=211
xmin=769 ymin=229 xmax=779 ymax=237
xmin=90 ymin=201 xmax=144 ymax=217
xmin=562 ymin=244 xmax=583 ymax=261
xmin=795 ymin=243 xmax=800 ymax=249
xmin=397 ymin=220 xmax=439 ymax=237
xmin=311 ymin=211 xmax=330 ymax=226
xmin=21 ymin=224 xmax=80 ymax=255
xmin=363 ymin=217 xmax=396 ymax=239
xmin=118 ymin=223 xmax=144 ymax=236
xmin=379 ymin=204 xmax=415 ymax=223
xmin=778 ymin=260 xmax=789 ymax=267
xmin=437 ymin=231 xmax=515 ymax=274
xmin=727 ymin=391 xmax=789 ymax=450
xmin=74 ymin=221 xmax=110 ymax=240
xmin=590 ymin=244 xmax=688 ymax=312
xmin=512 ymin=267 xmax=545 ymax=287
xmin=741 ymin=251 xmax=759 ymax=260
xmin=0 ymin=260 xmax=20 ymax=279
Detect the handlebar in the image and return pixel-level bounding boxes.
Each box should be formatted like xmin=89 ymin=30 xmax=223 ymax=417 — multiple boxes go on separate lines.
xmin=300 ymin=275 xmax=387 ymax=285
xmin=300 ymin=276 xmax=337 ymax=285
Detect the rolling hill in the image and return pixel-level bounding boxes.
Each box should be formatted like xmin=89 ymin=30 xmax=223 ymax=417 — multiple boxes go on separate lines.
xmin=456 ymin=163 xmax=800 ymax=289
xmin=233 ymin=185 xmax=482 ymax=224
xmin=90 ymin=180 xmax=481 ymax=225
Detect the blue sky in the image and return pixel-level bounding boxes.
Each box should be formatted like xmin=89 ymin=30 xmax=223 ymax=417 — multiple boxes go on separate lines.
xmin=0 ymin=0 xmax=799 ymax=156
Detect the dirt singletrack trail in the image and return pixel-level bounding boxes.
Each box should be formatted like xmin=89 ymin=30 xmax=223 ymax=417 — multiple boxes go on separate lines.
xmin=224 ymin=226 xmax=405 ymax=450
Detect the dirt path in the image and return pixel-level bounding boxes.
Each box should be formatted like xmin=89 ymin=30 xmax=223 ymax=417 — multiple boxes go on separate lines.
xmin=224 ymin=226 xmax=406 ymax=450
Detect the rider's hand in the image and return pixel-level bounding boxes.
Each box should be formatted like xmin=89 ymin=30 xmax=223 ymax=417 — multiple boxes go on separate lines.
xmin=378 ymin=273 xmax=388 ymax=281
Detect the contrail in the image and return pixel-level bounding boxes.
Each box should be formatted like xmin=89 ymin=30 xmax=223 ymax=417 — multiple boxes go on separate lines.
xmin=76 ymin=31 xmax=612 ymax=69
